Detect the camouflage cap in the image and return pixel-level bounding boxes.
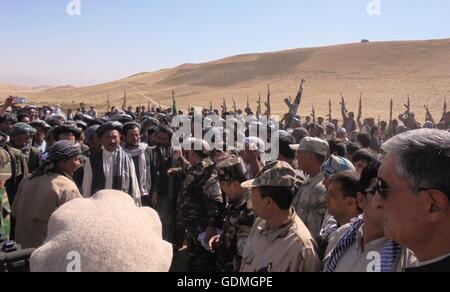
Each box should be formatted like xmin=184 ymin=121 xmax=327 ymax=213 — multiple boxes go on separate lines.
xmin=241 ymin=160 xmax=297 ymax=188
xmin=217 ymin=155 xmax=246 ymax=181
xmin=290 ymin=136 xmax=329 ymax=157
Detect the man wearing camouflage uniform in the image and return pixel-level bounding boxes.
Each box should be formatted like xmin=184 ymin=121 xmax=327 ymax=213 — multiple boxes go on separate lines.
xmin=0 ymin=148 xmax=13 ymax=239
xmin=290 ymin=137 xmax=329 ymax=242
xmin=210 ymin=156 xmax=255 ymax=272
xmin=240 ymin=161 xmax=321 ymax=272
xmin=176 ymin=138 xmax=224 ymax=272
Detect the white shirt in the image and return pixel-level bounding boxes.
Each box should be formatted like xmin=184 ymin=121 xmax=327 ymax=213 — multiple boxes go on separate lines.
xmin=33 ymin=141 xmax=47 ymax=154
xmin=324 ymin=225 xmax=418 ymax=272
xmin=82 ymin=148 xmax=142 ymax=206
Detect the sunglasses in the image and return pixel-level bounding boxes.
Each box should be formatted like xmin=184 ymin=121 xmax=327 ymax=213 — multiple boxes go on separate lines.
xmin=375 ymin=177 xmax=438 ymax=199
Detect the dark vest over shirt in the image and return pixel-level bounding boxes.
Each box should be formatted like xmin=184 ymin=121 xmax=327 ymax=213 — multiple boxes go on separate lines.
xmin=89 ymin=150 xmax=132 ymax=196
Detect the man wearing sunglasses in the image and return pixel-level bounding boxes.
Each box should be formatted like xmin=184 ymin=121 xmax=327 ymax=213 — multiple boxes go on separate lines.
xmin=378 ymin=128 xmax=450 ymax=272
xmin=324 ymin=161 xmax=417 ymax=272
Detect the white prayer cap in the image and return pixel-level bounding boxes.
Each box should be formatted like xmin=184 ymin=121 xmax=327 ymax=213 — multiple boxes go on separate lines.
xmin=30 ymin=190 xmax=173 ymax=272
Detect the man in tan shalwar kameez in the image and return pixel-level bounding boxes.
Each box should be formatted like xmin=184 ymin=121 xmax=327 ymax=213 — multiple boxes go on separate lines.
xmin=12 ymin=141 xmax=83 ymax=249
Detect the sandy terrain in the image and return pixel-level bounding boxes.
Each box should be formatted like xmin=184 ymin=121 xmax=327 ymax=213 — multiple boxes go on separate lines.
xmin=3 ymin=38 xmax=450 ymax=122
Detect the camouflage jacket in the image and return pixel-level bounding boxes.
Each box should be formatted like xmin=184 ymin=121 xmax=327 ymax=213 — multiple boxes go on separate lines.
xmin=1 ymin=189 xmax=10 ymax=239
xmin=217 ymin=190 xmax=255 ymax=272
xmin=176 ymin=158 xmax=224 ymax=231
xmin=292 ymin=173 xmax=327 ymax=242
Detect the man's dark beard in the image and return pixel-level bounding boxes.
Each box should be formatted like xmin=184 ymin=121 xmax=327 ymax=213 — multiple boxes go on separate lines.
xmin=127 ymin=142 xmax=140 ymax=149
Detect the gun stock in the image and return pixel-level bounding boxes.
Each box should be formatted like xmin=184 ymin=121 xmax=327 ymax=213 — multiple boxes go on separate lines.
xmin=172 ymin=91 xmax=177 ymax=116
xmin=285 ymin=79 xmax=306 ymax=129
xmin=265 ymin=84 xmax=271 ymax=118
xmin=312 ymin=104 xmax=316 ymax=124
xmin=444 ymin=97 xmax=447 ymax=115
xmin=257 ymin=92 xmax=262 ymax=118
xmin=328 ymin=99 xmax=332 ymax=122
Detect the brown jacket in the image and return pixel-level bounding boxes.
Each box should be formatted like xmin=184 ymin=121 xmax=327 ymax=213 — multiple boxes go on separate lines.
xmin=240 ymin=209 xmax=322 ymax=272
xmin=12 ymin=172 xmax=82 ymax=249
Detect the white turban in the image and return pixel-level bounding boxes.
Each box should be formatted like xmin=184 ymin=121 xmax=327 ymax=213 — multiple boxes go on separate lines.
xmin=30 ymin=190 xmax=173 ymax=272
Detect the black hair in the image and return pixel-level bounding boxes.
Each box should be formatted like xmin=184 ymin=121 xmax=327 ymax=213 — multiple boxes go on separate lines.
xmin=329 ymin=140 xmax=346 ymax=157
xmin=346 ymin=143 xmax=361 ymax=157
xmin=279 ymin=133 xmax=296 ymax=159
xmin=328 ymin=171 xmax=361 ymax=199
xmin=351 ymin=149 xmax=379 ymax=165
xmin=358 ymin=161 xmax=381 ymax=195
xmin=259 ymin=186 xmax=294 ymax=210
xmin=121 ymin=123 xmax=140 ymax=136
xmin=218 ymin=164 xmax=247 ymax=184
xmin=147 ymin=126 xmax=159 ymax=136
xmin=357 ymin=133 xmax=371 ymax=148
xmin=17 ymin=113 xmax=30 ymax=122
xmin=157 ymin=126 xmax=174 ymax=140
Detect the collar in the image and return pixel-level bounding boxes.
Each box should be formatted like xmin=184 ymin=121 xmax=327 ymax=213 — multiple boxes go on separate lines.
xmin=230 ymin=189 xmax=252 ymax=209
xmin=103 ymin=147 xmax=120 ymax=155
xmin=122 ymin=143 xmax=148 ymax=156
xmin=305 ymin=173 xmax=324 ymax=186
xmin=256 ymin=208 xmax=296 ymax=242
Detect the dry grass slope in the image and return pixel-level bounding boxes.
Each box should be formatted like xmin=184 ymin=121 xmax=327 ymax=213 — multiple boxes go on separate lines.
xmin=4 ymin=39 xmax=450 ymax=122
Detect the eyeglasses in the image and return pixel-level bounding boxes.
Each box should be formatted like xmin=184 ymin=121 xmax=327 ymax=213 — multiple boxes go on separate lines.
xmin=363 ymin=187 xmax=378 ymax=196
xmin=375 ymin=178 xmax=438 ymax=199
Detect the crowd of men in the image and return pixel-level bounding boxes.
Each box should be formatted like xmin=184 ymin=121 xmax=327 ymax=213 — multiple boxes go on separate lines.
xmin=1 ymin=94 xmax=449 ymax=272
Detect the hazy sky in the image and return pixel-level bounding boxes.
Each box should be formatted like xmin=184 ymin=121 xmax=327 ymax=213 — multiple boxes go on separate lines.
xmin=1 ymin=0 xmax=449 ymax=86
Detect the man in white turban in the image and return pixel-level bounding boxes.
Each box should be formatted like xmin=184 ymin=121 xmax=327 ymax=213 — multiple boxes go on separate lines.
xmin=30 ymin=190 xmax=173 ymax=272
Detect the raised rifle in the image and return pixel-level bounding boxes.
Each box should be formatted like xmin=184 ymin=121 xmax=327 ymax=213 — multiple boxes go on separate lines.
xmin=328 ymin=98 xmax=332 ymax=122
xmin=106 ymin=93 xmax=111 ymax=112
xmin=283 ymin=78 xmax=306 ymax=129
xmin=358 ymin=92 xmax=363 ymax=120
xmin=122 ymin=90 xmax=128 ymax=110
xmin=388 ymin=98 xmax=394 ymax=137
xmin=257 ymin=92 xmax=262 ymax=118
xmin=405 ymin=95 xmax=411 ymax=118
xmin=389 ymin=98 xmax=393 ymax=125
xmin=444 ymin=97 xmax=447 ymax=116
xmin=232 ymin=97 xmax=237 ymax=115
xmin=221 ymin=97 xmax=227 ymax=116
xmin=312 ymin=104 xmax=316 ymax=124
xmin=172 ymin=91 xmax=177 ymax=116
xmin=265 ymin=84 xmax=271 ymax=118
xmin=340 ymin=92 xmax=347 ymax=114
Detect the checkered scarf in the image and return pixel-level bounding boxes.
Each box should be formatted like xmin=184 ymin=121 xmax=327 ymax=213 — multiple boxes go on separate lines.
xmin=326 ymin=216 xmax=401 ymax=272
